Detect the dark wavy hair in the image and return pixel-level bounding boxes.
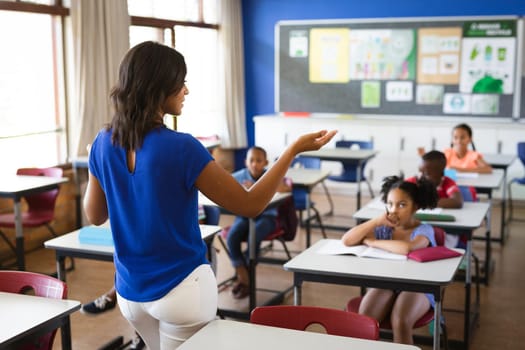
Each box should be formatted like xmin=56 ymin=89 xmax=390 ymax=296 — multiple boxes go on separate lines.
xmin=380 ymin=175 xmax=438 ymax=210
xmin=108 ymin=41 xmax=187 ymax=150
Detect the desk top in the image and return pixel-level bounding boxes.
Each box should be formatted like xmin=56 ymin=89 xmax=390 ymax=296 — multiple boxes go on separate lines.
xmin=484 ymin=153 xmax=517 ymax=168
xmin=0 ymin=175 xmax=68 ymax=198
xmin=179 ymin=319 xmax=421 ymax=350
xmin=300 ymin=148 xmax=378 ymax=161
xmin=286 ymin=168 xmax=330 ymax=188
xmin=199 ymin=192 xmax=291 ymax=214
xmin=44 ymin=224 xmax=222 ymax=256
xmin=454 ymin=168 xmax=504 ymax=189
xmin=284 ymin=239 xmax=463 ymax=286
xmin=0 ymin=292 xmax=80 ymax=346
xmin=353 ymin=199 xmax=489 ymax=231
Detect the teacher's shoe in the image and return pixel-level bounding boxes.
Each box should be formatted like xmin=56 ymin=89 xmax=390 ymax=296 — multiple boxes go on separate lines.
xmin=81 ymin=294 xmax=117 ymax=315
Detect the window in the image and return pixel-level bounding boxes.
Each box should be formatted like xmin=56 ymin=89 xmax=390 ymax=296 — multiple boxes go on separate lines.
xmin=128 ymin=0 xmax=220 ymax=137
xmin=0 ymin=7 xmax=66 ymax=174
xmin=0 ymin=0 xmax=220 ymax=174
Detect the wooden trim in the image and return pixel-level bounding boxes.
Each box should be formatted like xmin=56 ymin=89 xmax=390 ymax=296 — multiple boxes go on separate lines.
xmin=0 ymin=1 xmax=68 ymax=16
xmin=131 ymin=15 xmax=219 ymax=30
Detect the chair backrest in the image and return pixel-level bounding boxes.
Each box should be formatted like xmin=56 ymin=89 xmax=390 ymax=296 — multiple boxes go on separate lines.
xmin=335 ymin=140 xmax=374 ymax=151
xmin=0 ymin=270 xmax=67 ymax=350
xmin=335 ymin=140 xmax=374 ymax=176
xmin=433 ymin=226 xmax=446 ymax=246
xmin=17 ymin=167 xmax=63 ymax=213
xmin=291 ymin=156 xmax=322 ymax=169
xmin=250 ymin=305 xmax=380 ymax=340
xmin=458 ymin=185 xmax=478 ymax=202
xmin=203 ymin=205 xmax=221 ymax=225
xmin=518 ymin=142 xmax=525 ymax=165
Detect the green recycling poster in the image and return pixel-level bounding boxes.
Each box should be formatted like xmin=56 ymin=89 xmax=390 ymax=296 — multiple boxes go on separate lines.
xmin=459 ymin=20 xmax=516 ymax=94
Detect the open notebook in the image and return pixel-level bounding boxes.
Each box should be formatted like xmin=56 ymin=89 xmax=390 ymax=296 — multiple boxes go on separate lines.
xmin=317 ymin=240 xmax=407 ymax=260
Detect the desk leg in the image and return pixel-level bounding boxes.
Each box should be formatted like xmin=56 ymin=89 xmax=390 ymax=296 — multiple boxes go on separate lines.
xmin=433 ymin=297 xmax=441 ymax=350
xmin=484 ymin=200 xmax=492 ymax=285
xmin=56 ymin=254 xmax=67 ymax=282
xmin=356 ymin=161 xmax=362 ymax=210
xmin=55 ymin=253 xmax=72 ymax=349
xmin=61 ymin=316 xmax=73 ymax=350
xmin=464 ymin=239 xmax=472 ymax=350
xmin=248 ymin=219 xmax=256 ymax=311
xmin=74 ymin=164 xmax=82 ymax=229
xmin=14 ymin=200 xmax=25 ymax=271
xmin=293 ymin=285 xmax=302 ymax=306
xmin=500 ymin=168 xmax=508 ymax=245
xmin=306 ymin=192 xmax=312 ymax=248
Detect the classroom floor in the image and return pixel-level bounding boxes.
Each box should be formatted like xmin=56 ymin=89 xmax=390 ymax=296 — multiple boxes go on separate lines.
xmin=23 ymin=191 xmax=525 ymax=350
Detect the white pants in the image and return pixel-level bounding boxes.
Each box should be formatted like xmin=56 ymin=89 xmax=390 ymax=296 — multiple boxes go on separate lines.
xmin=117 ymin=264 xmax=218 ymax=349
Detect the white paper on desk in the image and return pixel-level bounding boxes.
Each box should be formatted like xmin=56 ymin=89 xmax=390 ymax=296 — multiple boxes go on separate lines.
xmin=317 ymin=240 xmax=407 ymax=260
xmin=366 ymin=199 xmax=387 ymax=210
xmin=455 ymin=172 xmax=479 ymax=179
xmin=416 ymin=208 xmax=443 ymax=214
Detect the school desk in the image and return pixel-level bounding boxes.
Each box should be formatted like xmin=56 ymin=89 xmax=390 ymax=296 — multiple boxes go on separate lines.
xmin=455 ymin=168 xmax=503 ymax=284
xmin=286 ymin=167 xmax=331 ymax=247
xmin=283 ymin=239 xmax=464 ymax=350
xmin=43 ymin=224 xmax=221 ymax=282
xmin=479 ymin=154 xmax=516 ymax=245
xmin=299 ymin=148 xmax=378 ymax=211
xmin=199 ymin=192 xmax=291 ymax=319
xmin=0 ymin=291 xmax=80 ymax=350
xmin=0 ymin=174 xmax=69 ymax=270
xmin=352 ymin=200 xmax=490 ymax=350
xmin=178 ymin=319 xmax=422 ymax=350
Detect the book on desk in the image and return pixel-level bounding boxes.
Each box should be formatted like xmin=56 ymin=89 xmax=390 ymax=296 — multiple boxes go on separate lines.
xmin=316 ymin=239 xmax=407 ymax=260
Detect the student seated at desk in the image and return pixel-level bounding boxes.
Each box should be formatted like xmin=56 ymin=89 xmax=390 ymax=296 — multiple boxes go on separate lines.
xmin=444 ymin=123 xmax=492 ymax=174
xmin=418 ymin=123 xmax=492 ymax=174
xmin=226 ymin=146 xmax=291 ymax=299
xmin=406 ymin=150 xmax=463 ymax=209
xmin=406 ymin=150 xmax=465 ymax=248
xmin=341 ymin=175 xmax=438 ymax=345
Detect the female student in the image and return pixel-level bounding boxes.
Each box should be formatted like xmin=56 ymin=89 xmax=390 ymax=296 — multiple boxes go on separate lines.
xmin=341 ymin=175 xmax=438 ymax=344
xmin=83 ymin=41 xmax=336 ymax=349
xmin=444 ymin=123 xmax=492 ymax=173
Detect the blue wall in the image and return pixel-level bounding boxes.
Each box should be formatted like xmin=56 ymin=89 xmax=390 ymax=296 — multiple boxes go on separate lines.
xmin=241 ymin=0 xmax=525 ymax=147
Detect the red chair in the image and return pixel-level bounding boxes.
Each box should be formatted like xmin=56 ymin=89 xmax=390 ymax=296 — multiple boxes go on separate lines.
xmin=250 ymin=305 xmax=379 ymax=340
xmin=345 ymin=227 xmax=449 ymax=348
xmin=0 ymin=167 xmax=74 ymax=271
xmin=0 ymin=270 xmax=67 ymax=349
xmin=0 ymin=167 xmax=63 ymax=254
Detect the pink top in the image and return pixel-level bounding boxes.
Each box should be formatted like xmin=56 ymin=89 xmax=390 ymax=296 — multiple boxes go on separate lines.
xmin=444 ymin=148 xmax=483 ymax=170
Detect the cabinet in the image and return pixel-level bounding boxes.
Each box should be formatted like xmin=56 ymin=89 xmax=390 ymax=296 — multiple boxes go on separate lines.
xmin=254 ymin=115 xmax=525 ymax=200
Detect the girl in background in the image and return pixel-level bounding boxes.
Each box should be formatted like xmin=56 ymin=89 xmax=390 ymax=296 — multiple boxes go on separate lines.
xmin=444 ymin=123 xmax=492 ymax=174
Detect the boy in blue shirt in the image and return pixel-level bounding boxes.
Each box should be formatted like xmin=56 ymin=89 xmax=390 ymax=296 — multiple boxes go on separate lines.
xmin=227 ymin=146 xmax=291 ymax=299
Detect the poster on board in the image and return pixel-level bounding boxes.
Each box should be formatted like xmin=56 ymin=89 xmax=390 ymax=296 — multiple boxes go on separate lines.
xmin=459 ymin=20 xmax=516 ymax=94
xmin=417 ymin=27 xmax=462 ymax=84
xmin=348 ymin=29 xmax=416 ymax=80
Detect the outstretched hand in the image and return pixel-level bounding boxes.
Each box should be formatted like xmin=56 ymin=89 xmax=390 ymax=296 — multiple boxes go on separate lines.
xmin=291 ymin=130 xmax=337 ymax=154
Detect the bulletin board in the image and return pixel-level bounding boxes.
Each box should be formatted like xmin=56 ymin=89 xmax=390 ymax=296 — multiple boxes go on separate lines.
xmin=275 ymin=16 xmax=523 ymax=119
